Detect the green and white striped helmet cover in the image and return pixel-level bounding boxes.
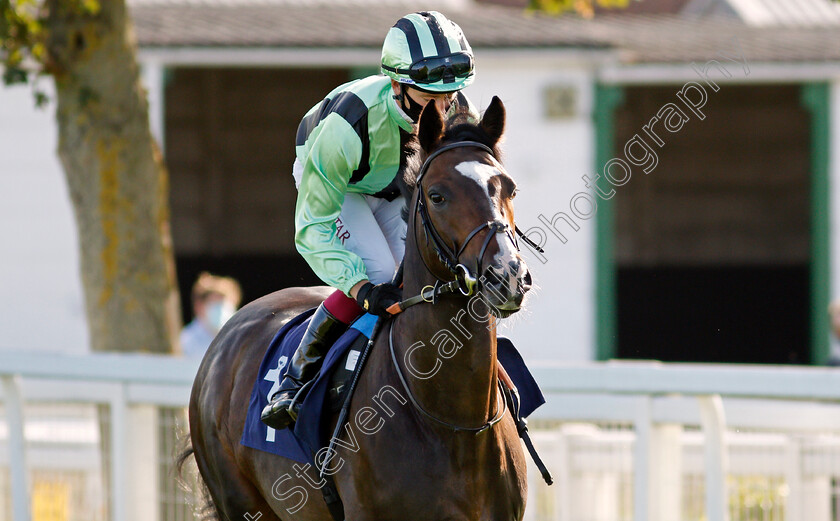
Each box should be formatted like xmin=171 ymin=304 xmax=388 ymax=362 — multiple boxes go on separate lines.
xmin=381 ymin=11 xmax=475 ymax=93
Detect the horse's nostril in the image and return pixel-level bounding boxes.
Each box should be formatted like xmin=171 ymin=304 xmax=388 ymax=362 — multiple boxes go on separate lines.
xmin=522 ymin=269 xmax=532 ymax=288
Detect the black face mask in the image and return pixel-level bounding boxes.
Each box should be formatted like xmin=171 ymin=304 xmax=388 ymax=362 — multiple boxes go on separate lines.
xmin=396 ymin=87 xmax=424 ymax=123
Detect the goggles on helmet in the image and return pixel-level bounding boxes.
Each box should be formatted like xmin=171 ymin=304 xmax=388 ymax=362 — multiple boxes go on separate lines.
xmin=382 ymin=52 xmax=474 ymax=84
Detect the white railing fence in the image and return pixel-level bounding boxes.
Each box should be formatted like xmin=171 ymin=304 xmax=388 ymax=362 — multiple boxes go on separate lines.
xmin=524 ymin=361 xmax=840 ymax=521
xmin=0 ymin=352 xmax=199 ymax=521
xmin=2 ymin=352 xmax=840 ymax=521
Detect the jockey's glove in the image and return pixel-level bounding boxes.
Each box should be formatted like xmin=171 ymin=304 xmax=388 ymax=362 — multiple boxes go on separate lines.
xmin=356 ymin=282 xmax=402 ymax=317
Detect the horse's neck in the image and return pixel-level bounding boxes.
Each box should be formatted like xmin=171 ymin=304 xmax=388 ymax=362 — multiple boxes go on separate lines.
xmin=396 ymin=255 xmax=500 ymax=428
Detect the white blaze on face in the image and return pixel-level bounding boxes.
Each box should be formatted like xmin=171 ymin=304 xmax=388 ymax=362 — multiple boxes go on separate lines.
xmin=453 ymin=160 xmax=518 ymax=266
xmin=454 ymin=160 xmax=497 ymax=202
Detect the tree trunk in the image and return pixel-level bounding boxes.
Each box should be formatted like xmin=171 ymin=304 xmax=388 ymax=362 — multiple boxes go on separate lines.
xmin=46 ymin=0 xmax=181 ymax=353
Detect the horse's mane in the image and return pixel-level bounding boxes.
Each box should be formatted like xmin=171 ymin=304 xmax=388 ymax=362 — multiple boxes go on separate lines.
xmin=397 ymin=108 xmax=502 ymax=214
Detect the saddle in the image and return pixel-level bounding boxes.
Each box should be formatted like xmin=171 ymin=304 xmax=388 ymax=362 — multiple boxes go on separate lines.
xmin=240 ymin=309 xmax=377 ymax=463
xmin=240 ymin=308 xmax=545 ymax=462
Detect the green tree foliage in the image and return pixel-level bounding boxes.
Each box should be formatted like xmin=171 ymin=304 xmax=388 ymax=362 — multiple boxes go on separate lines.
xmin=529 ymin=0 xmax=633 ymax=17
xmin=1 ymin=0 xmax=98 ymax=103
xmin=529 ymin=0 xmax=839 ymax=17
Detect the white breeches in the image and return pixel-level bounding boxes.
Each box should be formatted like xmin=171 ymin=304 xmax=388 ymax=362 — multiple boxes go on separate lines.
xmin=293 ymin=159 xmax=406 ymax=285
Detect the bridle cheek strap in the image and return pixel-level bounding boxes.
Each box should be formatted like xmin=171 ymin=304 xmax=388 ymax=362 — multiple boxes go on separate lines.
xmin=391 ymin=140 xmax=541 ymax=315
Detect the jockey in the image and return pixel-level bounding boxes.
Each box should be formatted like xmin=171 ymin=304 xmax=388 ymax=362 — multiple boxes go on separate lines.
xmin=261 ymin=11 xmax=478 ymax=430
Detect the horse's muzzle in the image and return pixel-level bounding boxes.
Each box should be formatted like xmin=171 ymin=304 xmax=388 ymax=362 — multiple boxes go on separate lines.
xmin=481 ymin=257 xmax=532 ymax=315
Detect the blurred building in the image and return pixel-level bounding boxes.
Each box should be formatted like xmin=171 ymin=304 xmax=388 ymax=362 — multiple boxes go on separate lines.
xmin=3 ymin=0 xmax=839 ymax=364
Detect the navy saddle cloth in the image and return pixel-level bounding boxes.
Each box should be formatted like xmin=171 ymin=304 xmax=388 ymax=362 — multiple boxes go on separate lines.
xmin=241 ymin=309 xmax=545 ymax=464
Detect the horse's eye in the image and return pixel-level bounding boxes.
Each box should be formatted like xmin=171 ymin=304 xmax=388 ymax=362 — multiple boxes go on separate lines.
xmin=429 ymin=192 xmax=445 ymax=205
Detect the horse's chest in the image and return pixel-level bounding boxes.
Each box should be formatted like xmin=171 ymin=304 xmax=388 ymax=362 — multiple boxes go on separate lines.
xmin=342 ymin=421 xmax=526 ymax=521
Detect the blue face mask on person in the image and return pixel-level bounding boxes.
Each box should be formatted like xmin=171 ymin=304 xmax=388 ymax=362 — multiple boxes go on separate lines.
xmin=205 ymin=300 xmax=236 ymax=333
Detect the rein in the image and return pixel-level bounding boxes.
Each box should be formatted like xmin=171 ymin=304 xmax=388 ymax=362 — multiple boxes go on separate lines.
xmin=386 ymin=140 xmax=512 ymax=435
xmin=388 ymin=320 xmax=507 ymax=434
xmin=324 ymin=137 xmax=554 ymax=491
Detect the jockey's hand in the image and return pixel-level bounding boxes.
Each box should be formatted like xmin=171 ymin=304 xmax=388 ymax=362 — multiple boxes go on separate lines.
xmin=356 ymin=282 xmax=402 ymax=317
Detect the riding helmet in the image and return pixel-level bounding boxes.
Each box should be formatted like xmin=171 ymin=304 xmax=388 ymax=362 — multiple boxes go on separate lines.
xmin=381 ymin=11 xmax=475 ymax=93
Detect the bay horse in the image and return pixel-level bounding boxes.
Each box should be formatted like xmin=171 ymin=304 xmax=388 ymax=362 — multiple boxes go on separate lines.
xmin=181 ymin=96 xmax=533 ymax=521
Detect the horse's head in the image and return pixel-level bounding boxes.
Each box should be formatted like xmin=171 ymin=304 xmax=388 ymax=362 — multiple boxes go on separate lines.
xmin=404 ymin=96 xmax=532 ymax=317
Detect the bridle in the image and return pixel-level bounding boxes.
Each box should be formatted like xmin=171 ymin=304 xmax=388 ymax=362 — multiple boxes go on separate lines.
xmin=329 ymin=139 xmax=555 ymax=482
xmin=387 ymin=140 xmax=540 ymax=434
xmin=388 ymin=141 xmax=544 ymax=313
xmin=415 ymin=141 xmax=519 ymax=297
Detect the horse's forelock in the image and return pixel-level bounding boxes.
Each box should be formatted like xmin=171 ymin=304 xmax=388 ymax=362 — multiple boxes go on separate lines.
xmin=441 ymin=108 xmax=503 ymax=160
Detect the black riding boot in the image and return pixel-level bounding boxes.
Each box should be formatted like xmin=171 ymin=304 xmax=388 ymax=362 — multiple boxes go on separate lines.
xmin=260 ymin=304 xmax=348 ymax=430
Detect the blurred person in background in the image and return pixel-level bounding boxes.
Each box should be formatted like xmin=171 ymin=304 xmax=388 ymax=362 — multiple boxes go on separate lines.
xmin=261 ymin=11 xmax=478 ymax=429
xmin=181 ymin=272 xmax=242 ymax=357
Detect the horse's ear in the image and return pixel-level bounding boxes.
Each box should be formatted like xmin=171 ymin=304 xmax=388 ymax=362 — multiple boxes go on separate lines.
xmin=480 ymin=96 xmax=506 ymax=145
xmin=418 ymin=100 xmax=444 ymax=153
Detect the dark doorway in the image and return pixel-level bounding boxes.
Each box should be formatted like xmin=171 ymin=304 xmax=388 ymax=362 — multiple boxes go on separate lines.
xmin=617 ymin=266 xmax=809 ymax=363
xmin=165 ymin=67 xmax=351 ymax=322
xmin=613 ymin=85 xmax=811 ymax=364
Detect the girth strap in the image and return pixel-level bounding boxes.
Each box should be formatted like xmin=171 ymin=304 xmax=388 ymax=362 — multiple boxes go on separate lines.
xmin=501 ymin=376 xmax=554 ymax=486
xmin=320 ymin=474 xmax=345 ymax=521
